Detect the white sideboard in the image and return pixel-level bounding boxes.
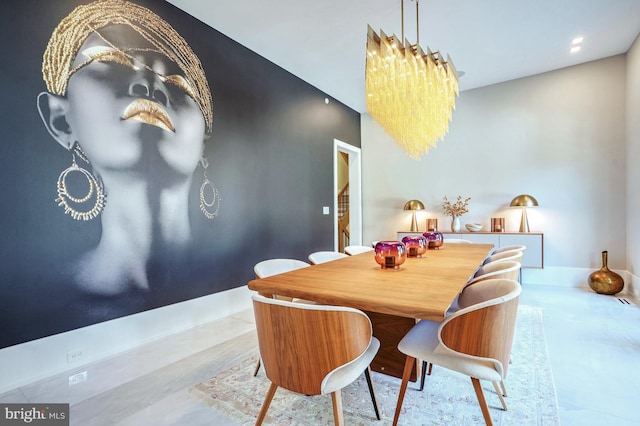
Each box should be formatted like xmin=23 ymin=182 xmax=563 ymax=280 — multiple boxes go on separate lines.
xmin=397 ymin=231 xmax=544 ymax=268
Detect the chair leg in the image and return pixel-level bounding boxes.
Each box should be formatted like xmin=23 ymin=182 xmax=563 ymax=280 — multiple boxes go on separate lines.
xmin=419 ymin=361 xmax=433 ymax=391
xmin=492 ymin=381 xmax=508 ymax=411
xmin=331 ymin=390 xmax=345 ymax=426
xmin=500 ymin=380 xmax=508 ymax=397
xmin=392 ymin=355 xmax=415 ymax=426
xmin=471 ymin=377 xmax=493 ymax=426
xmin=363 ymin=367 xmax=381 ymax=420
xmin=253 ymin=359 xmax=261 ymax=377
xmin=255 ymin=382 xmax=278 ymax=426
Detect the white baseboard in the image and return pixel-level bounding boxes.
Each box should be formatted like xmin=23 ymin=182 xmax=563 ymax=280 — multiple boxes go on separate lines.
xmin=627 ymin=272 xmax=640 ymax=300
xmin=522 ymin=266 xmax=591 ymax=287
xmin=523 ymin=266 xmax=637 ymax=299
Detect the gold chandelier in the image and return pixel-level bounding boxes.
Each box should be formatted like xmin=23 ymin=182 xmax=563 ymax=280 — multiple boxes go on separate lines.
xmin=366 ymin=0 xmax=458 ymax=159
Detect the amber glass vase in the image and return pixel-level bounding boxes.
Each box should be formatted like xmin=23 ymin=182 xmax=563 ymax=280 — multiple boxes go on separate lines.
xmin=588 ymin=251 xmax=624 ymax=295
xmin=374 ymin=241 xmax=407 ymax=269
xmin=401 ymin=235 xmax=428 ymax=257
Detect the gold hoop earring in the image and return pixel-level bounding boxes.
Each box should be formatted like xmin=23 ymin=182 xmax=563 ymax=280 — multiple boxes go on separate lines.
xmin=55 ymin=144 xmax=106 ymax=221
xmin=199 ymin=157 xmax=220 ymax=219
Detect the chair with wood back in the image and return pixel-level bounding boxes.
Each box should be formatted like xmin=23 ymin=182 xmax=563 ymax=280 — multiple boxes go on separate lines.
xmin=447 ymin=260 xmax=521 ymax=313
xmin=488 ymin=245 xmax=526 ymax=281
xmin=471 ymin=259 xmax=521 ymax=283
xmin=252 ymin=294 xmax=381 ymax=425
xmin=491 ymin=245 xmax=526 ymax=255
xmin=482 ymin=249 xmax=524 ymax=283
xmin=252 ymin=258 xmax=311 ymax=376
xmin=483 ymin=249 xmax=523 ymax=265
xmin=421 ymin=260 xmax=522 ymax=391
xmin=253 ymin=258 xmax=314 ymax=303
xmin=393 ymin=279 xmax=521 ymax=426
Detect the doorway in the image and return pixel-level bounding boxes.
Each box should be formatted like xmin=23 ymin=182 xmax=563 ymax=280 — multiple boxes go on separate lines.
xmin=333 ymin=139 xmax=362 ymax=251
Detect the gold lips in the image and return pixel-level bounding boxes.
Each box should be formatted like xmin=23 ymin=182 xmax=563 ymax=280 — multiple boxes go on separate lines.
xmin=122 ymin=99 xmax=175 ymax=132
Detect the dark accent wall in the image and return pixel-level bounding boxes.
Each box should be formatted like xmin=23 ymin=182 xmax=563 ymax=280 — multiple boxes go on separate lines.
xmin=0 ymin=0 xmax=360 ymax=348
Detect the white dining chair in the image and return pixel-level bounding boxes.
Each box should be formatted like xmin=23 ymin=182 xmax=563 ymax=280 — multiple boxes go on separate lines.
xmin=463 ymin=261 xmax=521 ymax=299
xmin=483 ymin=249 xmax=524 ymax=283
xmin=483 ymin=249 xmax=523 ymax=265
xmin=443 ymin=239 xmax=472 ymax=244
xmin=344 ymin=245 xmax=374 ymax=255
xmin=254 ymin=258 xmax=310 ymax=278
xmin=308 ymin=251 xmax=349 ymax=265
xmin=442 ymin=260 xmax=521 ymax=319
xmin=491 ymin=245 xmax=526 ymax=255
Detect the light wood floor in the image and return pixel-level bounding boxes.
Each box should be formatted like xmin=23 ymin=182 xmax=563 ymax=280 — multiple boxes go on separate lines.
xmin=2 ymin=285 xmax=639 ymax=425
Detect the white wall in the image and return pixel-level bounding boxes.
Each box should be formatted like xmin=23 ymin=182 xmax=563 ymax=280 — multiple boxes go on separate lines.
xmin=363 ymin=55 xmax=628 ymax=272
xmin=627 ymin=34 xmax=640 ymax=298
xmin=0 ymin=286 xmax=252 ymax=394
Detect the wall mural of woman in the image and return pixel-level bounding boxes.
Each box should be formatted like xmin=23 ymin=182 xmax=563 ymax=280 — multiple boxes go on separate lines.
xmin=0 ymin=0 xmax=360 ymax=349
xmin=37 ymin=0 xmax=219 ymax=297
xmin=0 ymin=0 xmax=229 ymax=336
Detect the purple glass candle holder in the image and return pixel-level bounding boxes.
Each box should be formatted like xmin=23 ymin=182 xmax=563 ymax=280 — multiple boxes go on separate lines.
xmin=374 ymin=241 xmax=407 ymax=269
xmin=423 ymin=231 xmax=444 ymax=249
xmin=401 ymin=235 xmax=428 ymax=257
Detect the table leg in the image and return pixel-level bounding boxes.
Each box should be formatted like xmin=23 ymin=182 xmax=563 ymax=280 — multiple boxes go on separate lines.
xmin=365 ymin=311 xmax=418 ymax=381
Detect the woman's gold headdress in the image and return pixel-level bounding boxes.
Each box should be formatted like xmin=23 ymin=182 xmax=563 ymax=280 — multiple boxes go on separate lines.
xmin=42 ymin=0 xmax=213 ymax=133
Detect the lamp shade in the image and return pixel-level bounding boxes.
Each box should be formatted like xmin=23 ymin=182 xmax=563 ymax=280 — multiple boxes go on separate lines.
xmin=403 ymin=200 xmax=425 ymax=211
xmin=403 ymin=200 xmax=425 ymax=232
xmin=510 ymin=194 xmax=538 ymax=207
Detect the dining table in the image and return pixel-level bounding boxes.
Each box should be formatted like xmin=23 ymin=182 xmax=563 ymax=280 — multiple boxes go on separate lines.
xmin=247 ymin=243 xmax=494 ymax=380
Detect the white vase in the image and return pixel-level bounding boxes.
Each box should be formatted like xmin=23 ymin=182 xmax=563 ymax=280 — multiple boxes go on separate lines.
xmin=451 ymin=216 xmax=460 ymax=232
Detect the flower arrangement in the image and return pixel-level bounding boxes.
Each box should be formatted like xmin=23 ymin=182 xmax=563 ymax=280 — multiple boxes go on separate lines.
xmin=442 ymin=195 xmax=471 ymax=217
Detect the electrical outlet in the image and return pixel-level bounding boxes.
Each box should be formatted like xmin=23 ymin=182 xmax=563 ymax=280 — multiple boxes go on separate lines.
xmin=68 ymin=371 xmax=87 ymax=386
xmin=67 ymin=350 xmax=84 ymax=363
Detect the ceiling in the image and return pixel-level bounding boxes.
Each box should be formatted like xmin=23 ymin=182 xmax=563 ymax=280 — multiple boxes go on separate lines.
xmin=166 ymin=0 xmax=640 ymax=113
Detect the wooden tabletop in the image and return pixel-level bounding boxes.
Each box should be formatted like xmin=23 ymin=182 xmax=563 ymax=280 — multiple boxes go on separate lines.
xmin=248 ymin=243 xmax=494 ymax=322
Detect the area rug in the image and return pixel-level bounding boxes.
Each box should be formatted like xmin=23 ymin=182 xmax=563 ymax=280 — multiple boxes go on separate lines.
xmin=189 ymin=305 xmax=560 ymax=425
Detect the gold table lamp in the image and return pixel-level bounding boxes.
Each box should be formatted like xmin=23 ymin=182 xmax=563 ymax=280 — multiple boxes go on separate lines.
xmin=510 ymin=194 xmax=538 ymax=233
xmin=403 ymin=200 xmax=425 ymax=232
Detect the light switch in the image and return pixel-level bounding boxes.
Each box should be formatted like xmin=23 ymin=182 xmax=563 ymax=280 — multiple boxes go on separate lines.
xmin=323 ymin=206 xmax=330 ymax=215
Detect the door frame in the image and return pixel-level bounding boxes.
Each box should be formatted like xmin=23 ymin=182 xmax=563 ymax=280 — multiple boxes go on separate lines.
xmin=333 ymin=139 xmax=362 ymax=250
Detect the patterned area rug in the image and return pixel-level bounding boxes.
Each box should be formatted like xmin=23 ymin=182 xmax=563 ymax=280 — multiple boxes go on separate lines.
xmin=189 ymin=305 xmax=559 ymax=425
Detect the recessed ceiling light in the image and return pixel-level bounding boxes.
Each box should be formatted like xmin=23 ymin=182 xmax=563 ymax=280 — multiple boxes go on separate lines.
xmin=572 ymin=36 xmax=584 ymax=45
xmin=570 ymin=46 xmax=581 ymax=53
